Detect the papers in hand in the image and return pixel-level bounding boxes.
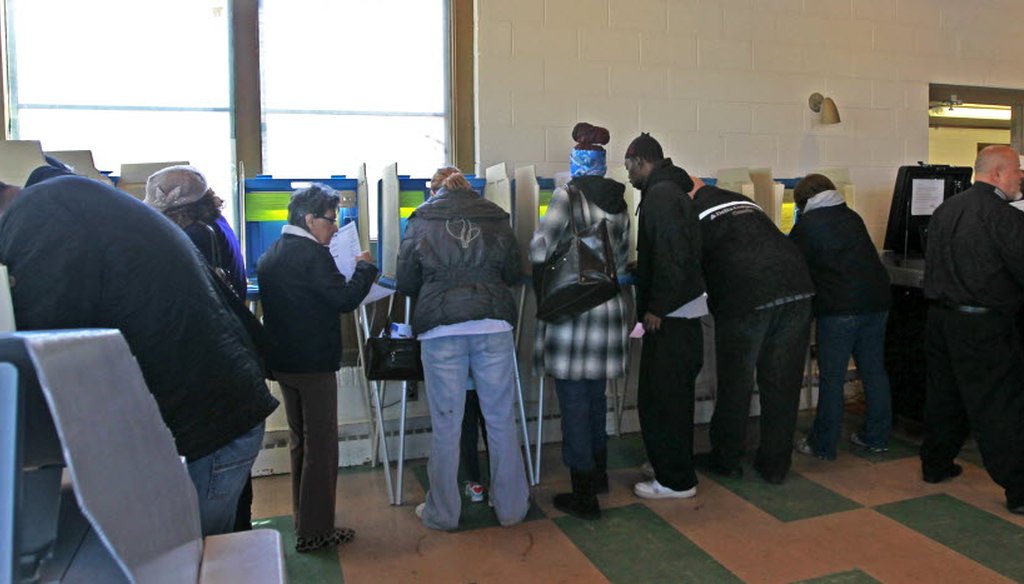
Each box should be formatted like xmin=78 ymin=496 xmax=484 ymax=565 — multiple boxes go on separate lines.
xmin=329 ymin=222 xmax=393 ymax=306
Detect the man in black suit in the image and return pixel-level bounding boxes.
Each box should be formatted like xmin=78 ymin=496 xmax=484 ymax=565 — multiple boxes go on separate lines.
xmin=922 ymin=144 xmax=1024 ymax=515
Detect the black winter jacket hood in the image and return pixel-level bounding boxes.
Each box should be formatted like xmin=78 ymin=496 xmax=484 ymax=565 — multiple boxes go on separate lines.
xmin=642 ymin=159 xmax=694 ymax=203
xmin=570 ymin=175 xmax=626 ymax=214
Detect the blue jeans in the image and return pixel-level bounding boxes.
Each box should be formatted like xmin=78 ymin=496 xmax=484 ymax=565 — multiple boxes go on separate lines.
xmin=419 ymin=331 xmax=529 ymax=530
xmin=553 ymin=378 xmax=608 ymax=471
xmin=187 ymin=421 xmax=265 ymax=536
xmin=809 ymin=312 xmax=892 ymax=458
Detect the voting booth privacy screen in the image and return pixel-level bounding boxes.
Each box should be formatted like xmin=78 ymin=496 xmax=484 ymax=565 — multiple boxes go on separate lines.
xmin=244 ymin=175 xmax=359 ymax=276
xmin=883 ymin=165 xmax=973 ymax=257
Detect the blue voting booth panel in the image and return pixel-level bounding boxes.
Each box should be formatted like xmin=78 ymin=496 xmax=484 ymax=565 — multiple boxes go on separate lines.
xmin=244 ymin=175 xmax=358 ymax=277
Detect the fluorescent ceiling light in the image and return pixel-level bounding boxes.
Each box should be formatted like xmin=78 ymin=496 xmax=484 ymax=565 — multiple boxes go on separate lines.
xmin=929 ymin=103 xmax=1011 ymax=121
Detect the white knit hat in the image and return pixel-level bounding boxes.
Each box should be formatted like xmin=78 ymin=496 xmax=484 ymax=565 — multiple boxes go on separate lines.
xmin=144 ymin=165 xmax=209 ymax=211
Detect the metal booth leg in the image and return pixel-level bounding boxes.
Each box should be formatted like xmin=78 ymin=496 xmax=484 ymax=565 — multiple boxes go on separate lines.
xmin=394 ymin=296 xmax=413 ymax=505
xmin=359 ymin=303 xmax=394 ymax=504
xmin=511 ymin=344 xmax=536 ymax=486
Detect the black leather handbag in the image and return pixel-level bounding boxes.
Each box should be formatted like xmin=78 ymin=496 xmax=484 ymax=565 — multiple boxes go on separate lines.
xmin=533 ymin=184 xmax=620 ymax=323
xmin=364 ymin=324 xmax=424 ymax=381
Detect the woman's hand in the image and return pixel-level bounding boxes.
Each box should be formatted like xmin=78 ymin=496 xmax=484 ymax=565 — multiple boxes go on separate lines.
xmin=355 ymin=250 xmax=372 ymax=264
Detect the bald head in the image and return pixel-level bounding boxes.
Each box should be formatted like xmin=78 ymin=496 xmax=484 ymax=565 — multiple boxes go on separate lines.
xmin=975 ymin=145 xmax=1024 ymax=200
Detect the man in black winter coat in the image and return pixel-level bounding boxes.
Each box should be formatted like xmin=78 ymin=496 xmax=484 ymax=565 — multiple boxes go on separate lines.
xmin=688 ymin=174 xmax=814 ymax=485
xmin=625 ymin=133 xmax=706 ymax=500
xmin=0 ymin=168 xmax=279 ymax=536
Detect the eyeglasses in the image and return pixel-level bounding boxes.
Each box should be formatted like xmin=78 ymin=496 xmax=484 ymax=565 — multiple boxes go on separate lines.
xmin=315 ymin=215 xmax=338 ymax=224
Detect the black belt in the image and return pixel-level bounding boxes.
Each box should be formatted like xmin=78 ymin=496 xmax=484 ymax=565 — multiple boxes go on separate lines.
xmin=941 ymin=301 xmax=993 ymax=315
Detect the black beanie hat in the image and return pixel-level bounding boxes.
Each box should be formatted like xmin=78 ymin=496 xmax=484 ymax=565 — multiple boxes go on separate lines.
xmin=625 ymin=132 xmax=664 ymax=163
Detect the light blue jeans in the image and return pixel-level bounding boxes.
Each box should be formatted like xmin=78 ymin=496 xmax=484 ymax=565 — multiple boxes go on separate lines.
xmin=187 ymin=421 xmax=265 ymax=536
xmin=419 ymin=331 xmax=529 ymax=530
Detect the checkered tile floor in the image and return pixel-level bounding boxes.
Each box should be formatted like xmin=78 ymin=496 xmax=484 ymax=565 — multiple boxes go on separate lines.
xmin=251 ymin=415 xmax=1024 ymax=583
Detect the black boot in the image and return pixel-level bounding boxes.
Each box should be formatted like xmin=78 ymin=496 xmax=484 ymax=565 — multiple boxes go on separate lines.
xmin=593 ymin=448 xmax=609 ymax=494
xmin=553 ymin=469 xmax=601 ymax=520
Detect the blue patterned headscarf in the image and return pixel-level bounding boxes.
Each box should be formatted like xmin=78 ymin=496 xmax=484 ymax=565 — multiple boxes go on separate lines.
xmin=570 ymin=148 xmax=607 ymax=177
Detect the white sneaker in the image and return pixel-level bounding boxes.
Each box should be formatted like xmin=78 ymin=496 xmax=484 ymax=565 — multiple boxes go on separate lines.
xmin=640 ymin=461 xmax=655 ymax=479
xmin=464 ymin=481 xmax=486 ymax=503
xmin=794 ymin=435 xmax=816 ymax=456
xmin=633 ymin=479 xmax=697 ymax=500
xmin=415 ymin=502 xmax=426 ymax=519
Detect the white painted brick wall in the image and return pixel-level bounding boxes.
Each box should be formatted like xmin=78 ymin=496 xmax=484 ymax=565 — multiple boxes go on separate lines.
xmin=477 ymin=0 xmax=1024 ymax=242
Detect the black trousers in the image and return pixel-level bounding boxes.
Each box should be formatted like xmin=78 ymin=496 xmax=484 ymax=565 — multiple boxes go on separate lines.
xmin=459 ymin=390 xmax=489 ymax=483
xmin=710 ymin=300 xmax=812 ymax=477
xmin=921 ymin=306 xmax=1024 ymax=506
xmin=638 ymin=317 xmax=704 ymax=491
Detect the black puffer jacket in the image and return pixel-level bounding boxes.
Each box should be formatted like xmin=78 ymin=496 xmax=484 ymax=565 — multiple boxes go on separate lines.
xmin=789 ymin=203 xmax=890 ymax=316
xmin=396 ymin=188 xmax=520 ymax=335
xmin=0 ymin=174 xmax=278 ymax=461
xmin=635 ymin=159 xmax=705 ymax=319
xmin=257 ymin=231 xmax=378 ymax=372
xmin=691 ymin=185 xmax=814 ymax=317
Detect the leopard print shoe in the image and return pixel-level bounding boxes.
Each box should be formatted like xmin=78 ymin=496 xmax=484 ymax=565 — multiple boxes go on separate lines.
xmin=295 ymin=527 xmax=357 ymax=553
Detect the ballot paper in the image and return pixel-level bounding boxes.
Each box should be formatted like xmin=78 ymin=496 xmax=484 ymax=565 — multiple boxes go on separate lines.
xmin=329 ymin=222 xmax=393 ymax=306
xmin=631 ymin=293 xmax=709 ymax=338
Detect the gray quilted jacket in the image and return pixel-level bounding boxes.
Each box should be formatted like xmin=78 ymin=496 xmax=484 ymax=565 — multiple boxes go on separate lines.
xmin=396 ymin=188 xmax=520 ymax=335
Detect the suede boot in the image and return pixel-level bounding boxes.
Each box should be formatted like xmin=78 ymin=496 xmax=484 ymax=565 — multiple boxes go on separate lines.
xmin=553 ymin=469 xmax=601 ymax=520
xmin=593 ymin=448 xmax=609 ymax=494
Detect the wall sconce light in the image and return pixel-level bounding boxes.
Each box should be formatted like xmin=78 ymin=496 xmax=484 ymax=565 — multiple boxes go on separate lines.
xmin=809 ymin=92 xmax=841 ymax=124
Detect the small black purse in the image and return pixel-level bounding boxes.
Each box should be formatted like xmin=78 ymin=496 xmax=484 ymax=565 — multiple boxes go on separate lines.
xmin=533 ymin=184 xmax=620 ymax=323
xmin=364 ymin=324 xmax=424 ymax=381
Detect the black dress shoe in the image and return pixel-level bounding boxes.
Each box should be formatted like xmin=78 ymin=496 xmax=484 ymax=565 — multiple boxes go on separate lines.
xmin=708 ymin=462 xmax=743 ymax=479
xmin=922 ymin=463 xmax=963 ymax=484
xmin=757 ymin=469 xmax=786 ymax=485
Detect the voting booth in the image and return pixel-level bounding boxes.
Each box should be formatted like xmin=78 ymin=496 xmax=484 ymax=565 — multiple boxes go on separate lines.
xmin=881 ymin=164 xmax=972 ymax=423
xmin=0 ymin=330 xmax=284 ymax=584
xmin=0 ymin=141 xmax=46 ymax=187
xmin=116 ymin=161 xmax=190 ymax=200
xmin=883 ymin=164 xmax=973 ymax=258
xmin=243 ymin=174 xmax=359 ymax=276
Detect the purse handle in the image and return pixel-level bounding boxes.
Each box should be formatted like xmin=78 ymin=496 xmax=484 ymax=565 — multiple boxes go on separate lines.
xmin=565 ymin=182 xmax=587 ymax=236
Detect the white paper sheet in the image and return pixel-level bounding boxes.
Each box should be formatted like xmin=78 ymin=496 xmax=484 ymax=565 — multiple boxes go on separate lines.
xmin=666 ymin=293 xmax=709 ymax=319
xmin=329 ymin=222 xmax=393 ymax=306
xmin=911 ymin=178 xmax=945 ymax=216
xmin=629 ymin=322 xmax=645 ymax=338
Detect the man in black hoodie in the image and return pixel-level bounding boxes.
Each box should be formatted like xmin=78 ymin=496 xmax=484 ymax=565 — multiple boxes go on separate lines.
xmin=688 ymin=175 xmax=814 ymax=485
xmin=625 ymin=133 xmax=706 ymax=500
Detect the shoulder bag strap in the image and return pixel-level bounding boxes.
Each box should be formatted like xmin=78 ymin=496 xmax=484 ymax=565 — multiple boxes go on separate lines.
xmin=203 ymin=223 xmax=222 ymax=269
xmin=565 ymin=183 xmax=586 ymax=235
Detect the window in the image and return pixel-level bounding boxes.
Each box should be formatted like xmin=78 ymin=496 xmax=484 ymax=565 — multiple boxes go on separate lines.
xmin=259 ymin=0 xmax=449 ymax=236
xmin=3 ymin=0 xmax=456 ymax=237
xmin=6 ymin=0 xmax=234 ymax=217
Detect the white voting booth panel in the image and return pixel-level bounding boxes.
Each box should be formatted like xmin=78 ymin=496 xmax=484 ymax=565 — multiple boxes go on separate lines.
xmin=45 ymin=150 xmax=113 ymax=185
xmin=484 ymin=163 xmax=512 ymax=215
xmin=11 ymin=330 xmax=284 ymax=584
xmin=118 ymin=161 xmax=189 ymax=200
xmin=0 ymin=140 xmax=46 ymax=187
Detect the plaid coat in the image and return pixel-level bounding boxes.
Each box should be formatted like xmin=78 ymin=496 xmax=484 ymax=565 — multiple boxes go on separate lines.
xmin=529 ymin=181 xmax=631 ymax=380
